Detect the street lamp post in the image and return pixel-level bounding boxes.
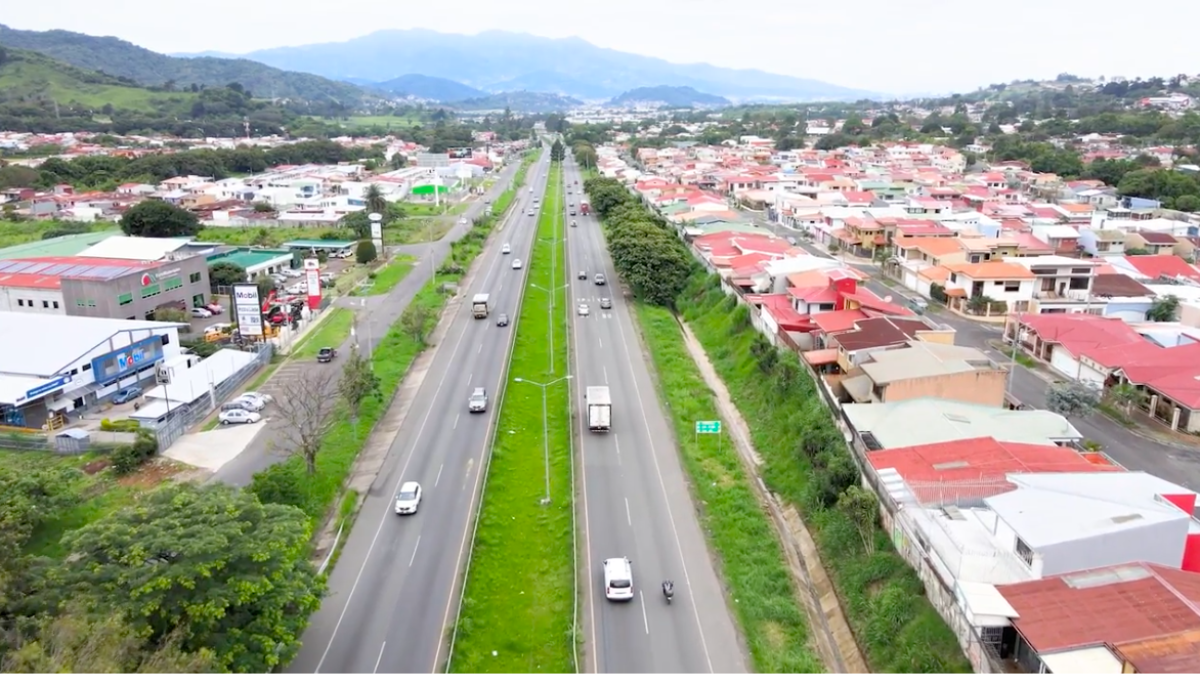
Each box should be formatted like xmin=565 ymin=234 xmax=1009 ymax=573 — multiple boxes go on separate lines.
xmin=529 ymin=283 xmax=568 ymax=374
xmin=513 ymin=375 xmax=573 ymax=505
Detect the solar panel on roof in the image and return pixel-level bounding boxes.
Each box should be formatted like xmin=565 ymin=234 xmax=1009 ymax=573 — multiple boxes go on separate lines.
xmin=0 ymin=261 xmax=16 ymax=272
xmin=5 ymin=262 xmax=34 ymax=273
xmin=42 ymin=265 xmax=73 ymax=275
xmin=60 ymin=265 xmax=93 ymax=276
xmin=22 ymin=263 xmax=51 ymax=274
xmin=94 ymin=266 xmax=126 ymax=279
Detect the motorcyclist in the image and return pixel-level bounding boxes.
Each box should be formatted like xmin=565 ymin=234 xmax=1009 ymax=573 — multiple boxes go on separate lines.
xmin=662 ymin=580 xmax=674 ymax=599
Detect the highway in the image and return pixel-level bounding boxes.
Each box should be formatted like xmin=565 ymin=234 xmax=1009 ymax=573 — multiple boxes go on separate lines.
xmin=289 ymin=148 xmax=551 ymax=673
xmin=563 ymin=159 xmax=747 ymax=673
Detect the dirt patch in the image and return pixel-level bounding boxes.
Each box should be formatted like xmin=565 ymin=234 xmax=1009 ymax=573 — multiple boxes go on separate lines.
xmin=867 ymin=579 xmax=886 ymax=598
xmin=82 ymin=458 xmax=110 ymax=475
xmin=117 ymin=458 xmax=186 ymax=489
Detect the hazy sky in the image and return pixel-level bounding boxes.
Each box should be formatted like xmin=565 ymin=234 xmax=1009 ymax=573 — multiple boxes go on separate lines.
xmin=6 ymin=0 xmax=1198 ymax=95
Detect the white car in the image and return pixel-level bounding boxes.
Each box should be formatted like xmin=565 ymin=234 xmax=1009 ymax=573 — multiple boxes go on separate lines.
xmin=235 ymin=393 xmax=272 ymax=410
xmin=240 ymin=391 xmax=274 ymax=404
xmin=219 ymin=409 xmax=261 ymax=425
xmin=395 ymin=481 xmax=422 ymax=515
xmin=577 ymin=303 xmax=590 ymax=316
xmin=502 ymin=243 xmax=511 ymax=254
xmin=603 ymin=557 xmax=634 ymax=601
xmin=512 ymin=259 xmax=523 ymax=270
xmin=190 ymin=307 xmax=212 ymax=318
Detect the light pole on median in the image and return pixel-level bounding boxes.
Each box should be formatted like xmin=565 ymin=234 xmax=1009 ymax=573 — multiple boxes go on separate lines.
xmin=513 ymin=375 xmax=573 ymax=506
xmin=529 ymin=283 xmax=568 ymax=374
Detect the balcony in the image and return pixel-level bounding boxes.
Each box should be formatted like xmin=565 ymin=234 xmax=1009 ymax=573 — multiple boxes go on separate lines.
xmin=1033 ymin=288 xmax=1092 ymax=302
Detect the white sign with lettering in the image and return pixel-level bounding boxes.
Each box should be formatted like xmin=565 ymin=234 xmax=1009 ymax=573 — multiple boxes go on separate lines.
xmin=232 ymin=283 xmax=263 ymax=337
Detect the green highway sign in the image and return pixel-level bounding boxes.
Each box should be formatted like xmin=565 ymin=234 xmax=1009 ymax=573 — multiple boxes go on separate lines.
xmin=695 ymin=420 xmax=721 ymax=434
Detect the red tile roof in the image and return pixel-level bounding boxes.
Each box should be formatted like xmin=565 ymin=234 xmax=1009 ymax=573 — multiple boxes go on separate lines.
xmin=1121 ymin=255 xmax=1200 ymax=283
xmin=1019 ymin=314 xmax=1145 ymax=359
xmin=998 ymin=563 xmax=1200 ymax=653
xmin=812 ymin=309 xmax=868 ymax=333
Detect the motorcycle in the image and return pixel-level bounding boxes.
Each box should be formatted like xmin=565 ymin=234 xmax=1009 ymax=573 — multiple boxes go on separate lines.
xmin=662 ymin=580 xmax=674 ymax=605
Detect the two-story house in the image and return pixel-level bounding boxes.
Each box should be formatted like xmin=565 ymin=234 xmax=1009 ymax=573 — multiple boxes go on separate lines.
xmin=1126 ymin=230 xmax=1191 ymax=257
xmin=942 ymin=261 xmax=1035 ymax=314
xmin=839 ymin=340 xmax=1008 ymax=407
xmin=1077 ymin=226 xmax=1128 ymax=257
xmin=1006 ymin=256 xmax=1101 ymax=314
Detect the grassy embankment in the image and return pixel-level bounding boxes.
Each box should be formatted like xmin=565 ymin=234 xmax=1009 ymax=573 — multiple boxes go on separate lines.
xmin=631 ymin=304 xmax=825 ymax=671
xmin=674 ymin=275 xmax=971 ymax=673
xmin=356 ymin=254 xmax=416 ymax=296
xmin=290 ymin=307 xmax=355 ymax=359
xmin=248 ymin=151 xmax=540 ymax=528
xmin=451 ymin=163 xmax=574 ymax=673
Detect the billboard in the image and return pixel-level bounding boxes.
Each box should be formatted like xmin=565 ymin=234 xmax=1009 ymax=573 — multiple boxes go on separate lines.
xmin=304 ymin=258 xmax=322 ymax=311
xmin=91 ymin=336 xmax=164 ymax=385
xmin=233 ymin=283 xmax=264 ymax=337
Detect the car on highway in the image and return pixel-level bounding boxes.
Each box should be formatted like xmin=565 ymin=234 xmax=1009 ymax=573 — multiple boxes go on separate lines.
xmin=577 ymin=303 xmax=590 ymax=316
xmin=317 ymin=347 xmax=337 ymax=363
xmin=219 ymin=409 xmax=262 ymax=425
xmin=468 ymin=387 xmax=488 ymax=413
xmin=496 ymin=313 xmax=509 ymax=327
xmin=571 ymin=219 xmax=577 ymax=226
xmin=112 ymin=386 xmax=142 ymax=404
xmin=600 ymin=297 xmax=612 ymax=309
xmin=594 ymin=273 xmax=607 ymax=285
xmin=394 ymin=482 xmax=422 ymax=515
xmin=527 ymin=209 xmax=535 ymax=216
xmin=512 ymin=259 xmax=523 ymax=270
xmin=578 ymin=270 xmax=587 ymax=280
xmin=502 ymin=243 xmax=511 ymax=254
xmin=603 ymin=557 xmax=634 ymax=601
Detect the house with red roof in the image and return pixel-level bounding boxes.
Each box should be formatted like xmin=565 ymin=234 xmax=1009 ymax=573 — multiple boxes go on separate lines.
xmin=1110 ymin=254 xmax=1200 ymax=286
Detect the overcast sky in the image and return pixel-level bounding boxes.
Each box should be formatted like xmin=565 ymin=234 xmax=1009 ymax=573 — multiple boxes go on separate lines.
xmin=6 ymin=0 xmax=1198 ymax=95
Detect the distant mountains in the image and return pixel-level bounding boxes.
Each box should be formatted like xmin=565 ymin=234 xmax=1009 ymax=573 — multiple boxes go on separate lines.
xmin=369 ymin=74 xmax=486 ymax=102
xmin=0 ymin=24 xmax=371 ymax=104
xmin=610 ymin=86 xmax=729 ymax=108
xmin=178 ymin=29 xmax=877 ymax=102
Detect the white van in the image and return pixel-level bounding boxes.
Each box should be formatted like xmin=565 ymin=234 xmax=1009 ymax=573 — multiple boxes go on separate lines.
xmin=603 ymin=557 xmax=634 ymax=601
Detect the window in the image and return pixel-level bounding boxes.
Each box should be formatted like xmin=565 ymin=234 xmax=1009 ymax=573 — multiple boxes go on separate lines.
xmin=82 ymin=363 xmax=91 ymax=372
xmin=17 ymin=299 xmax=24 ymax=307
xmin=160 ymin=334 xmax=171 ymax=346
xmin=1015 ymin=537 xmax=1034 ymax=567
xmin=140 ymin=283 xmax=161 ymax=299
xmin=189 ymin=271 xmax=202 ymax=283
xmin=118 ymin=292 xmax=133 ymax=306
xmin=1003 ymin=282 xmax=1021 ymax=292
xmin=75 ymin=299 xmax=87 ymax=307
xmin=163 ymin=277 xmax=183 ymax=291
xmin=42 ymin=300 xmax=49 ymax=308
xmin=52 ymin=301 xmax=59 ymax=309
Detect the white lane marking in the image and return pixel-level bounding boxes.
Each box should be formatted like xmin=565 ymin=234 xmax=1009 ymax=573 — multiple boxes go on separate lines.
xmin=625 ymin=497 xmax=632 ymax=527
xmin=640 ymin=591 xmax=650 ymax=635
xmin=467 ymin=373 xmax=473 ymax=387
xmin=435 ymin=463 xmax=444 ymax=487
xmin=603 ymin=366 xmax=609 ymax=384
xmin=409 ymin=536 xmax=421 ymax=567
xmin=373 ymin=642 xmax=386 ymax=673
xmin=597 ymin=337 xmax=603 ymax=349
xmin=478 ymin=343 xmax=483 ymax=353
xmin=312 ymin=174 xmax=522 ymax=674
xmin=453 ymin=414 xmax=460 ymax=430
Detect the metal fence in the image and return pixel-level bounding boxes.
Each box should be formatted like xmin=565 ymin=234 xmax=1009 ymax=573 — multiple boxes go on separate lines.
xmin=152 ymin=344 xmax=275 ymax=451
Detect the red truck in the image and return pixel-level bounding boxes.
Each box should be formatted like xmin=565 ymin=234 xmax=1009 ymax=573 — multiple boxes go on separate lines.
xmin=580 ymin=199 xmax=591 ymax=216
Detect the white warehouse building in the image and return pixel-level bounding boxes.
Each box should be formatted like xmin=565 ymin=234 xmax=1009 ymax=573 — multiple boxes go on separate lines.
xmin=0 ymin=312 xmax=185 ymax=428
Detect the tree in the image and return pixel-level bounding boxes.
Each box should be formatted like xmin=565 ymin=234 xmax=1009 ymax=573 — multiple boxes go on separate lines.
xmin=45 ymin=484 xmax=322 ymax=673
xmin=339 ymin=345 xmax=382 ymax=439
xmin=400 ymin=302 xmax=435 ymax=346
xmin=3 ymin=604 xmax=214 ymax=673
xmin=364 ymin=183 xmax=388 ymax=215
xmin=119 ymin=200 xmax=202 ymax=238
xmin=153 ymin=307 xmax=189 ymax=323
xmin=550 ymin=139 xmax=565 ymax=162
xmin=837 ymin=485 xmax=879 ymax=555
xmin=269 ymin=368 xmax=340 ymax=474
xmin=356 ymin=239 xmax=378 ymax=265
xmin=1045 ymin=380 xmax=1101 ymax=418
xmin=1106 ymin=382 xmax=1146 ymax=415
xmin=1146 ymin=294 xmax=1180 ymax=322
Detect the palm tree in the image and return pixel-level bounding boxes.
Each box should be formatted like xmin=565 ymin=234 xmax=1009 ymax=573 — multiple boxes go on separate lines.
xmin=364 ymin=184 xmax=388 ymax=216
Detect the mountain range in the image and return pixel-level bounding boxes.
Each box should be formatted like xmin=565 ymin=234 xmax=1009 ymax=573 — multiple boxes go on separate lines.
xmin=176 ymin=29 xmax=878 ymax=102
xmin=610 ymin=86 xmax=729 ymax=108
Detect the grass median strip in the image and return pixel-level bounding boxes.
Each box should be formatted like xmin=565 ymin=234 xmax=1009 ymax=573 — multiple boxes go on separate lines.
xmin=632 ymin=303 xmax=824 ymax=672
xmin=451 ymin=163 xmax=574 ymax=673
xmin=360 ymin=254 xmax=416 ymax=296
xmin=292 ymin=307 xmax=354 ymax=359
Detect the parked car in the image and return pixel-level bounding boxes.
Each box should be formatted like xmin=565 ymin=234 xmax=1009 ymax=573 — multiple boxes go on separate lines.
xmin=205 ymin=302 xmax=224 ymax=315
xmin=240 ymin=391 xmax=274 ymax=404
xmin=219 ymin=409 xmax=262 ymax=425
xmin=317 ymin=347 xmax=337 ymax=363
xmin=112 ymin=386 xmax=142 ymax=404
xmin=190 ymin=307 xmax=213 ymax=318
xmin=233 ymin=394 xmax=266 ymax=411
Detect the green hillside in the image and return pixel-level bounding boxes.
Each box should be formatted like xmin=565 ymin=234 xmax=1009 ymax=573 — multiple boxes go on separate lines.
xmin=454 ymin=90 xmax=581 ymax=113
xmin=0 ymin=24 xmax=373 ymax=104
xmin=0 ymin=46 xmax=192 ymax=112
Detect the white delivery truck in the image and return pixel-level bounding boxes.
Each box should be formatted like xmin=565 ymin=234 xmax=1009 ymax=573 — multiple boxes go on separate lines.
xmin=586 ymin=386 xmax=612 ymax=432
xmin=472 ymin=293 xmax=490 ymax=319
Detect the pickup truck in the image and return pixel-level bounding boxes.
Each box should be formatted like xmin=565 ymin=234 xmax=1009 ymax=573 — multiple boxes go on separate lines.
xmin=317 ymin=347 xmax=337 ymax=363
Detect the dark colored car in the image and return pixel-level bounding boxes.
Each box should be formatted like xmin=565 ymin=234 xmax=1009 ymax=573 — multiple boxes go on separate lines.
xmin=496 ymin=313 xmax=510 ymax=327
xmin=317 ymin=347 xmax=337 ymax=363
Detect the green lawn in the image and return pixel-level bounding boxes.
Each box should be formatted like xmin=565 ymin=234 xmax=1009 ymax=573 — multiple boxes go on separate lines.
xmin=0 ymin=58 xmax=195 ymax=112
xmin=383 ymin=218 xmax=453 ymax=246
xmin=451 ymin=163 xmax=574 ymax=674
xmin=358 ymin=254 xmax=416 ymax=296
xmin=633 ymin=304 xmax=823 ymax=672
xmin=0 ymin=220 xmax=118 ymax=249
xmin=194 ymin=226 xmax=335 ymax=248
xmin=292 ymin=308 xmax=355 ymax=359
xmin=337 ymin=115 xmax=422 ymax=128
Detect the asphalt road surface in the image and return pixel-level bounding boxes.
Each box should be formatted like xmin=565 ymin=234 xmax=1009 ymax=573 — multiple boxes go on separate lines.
xmin=211 ymin=160 xmax=526 ymax=487
xmin=289 ymin=150 xmax=553 ymax=673
xmin=563 ymin=161 xmax=747 ymax=673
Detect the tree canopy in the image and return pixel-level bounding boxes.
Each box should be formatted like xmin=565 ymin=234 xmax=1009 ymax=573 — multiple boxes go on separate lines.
xmin=119 ymin=199 xmax=202 ymax=238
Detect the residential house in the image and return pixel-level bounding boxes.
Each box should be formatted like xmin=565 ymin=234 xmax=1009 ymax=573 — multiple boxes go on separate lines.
xmin=838 ymin=340 xmax=1008 ymax=407
xmin=1028 ymin=224 xmax=1080 ymax=256
xmin=1089 ymin=272 xmax=1156 ymax=321
xmin=817 ymin=316 xmax=954 ymax=373
xmin=1077 ymin=227 xmax=1127 ymax=257
xmin=1006 ymin=255 xmax=1100 ymax=314
xmin=1126 ymin=230 xmax=1186 ymax=256
xmin=844 ymin=398 xmax=1084 ymax=451
xmin=941 ymin=261 xmax=1035 ymax=315
xmin=1110 ymin=254 xmax=1200 ymax=287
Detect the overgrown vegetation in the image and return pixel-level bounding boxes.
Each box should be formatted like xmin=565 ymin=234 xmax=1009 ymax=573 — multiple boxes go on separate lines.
xmin=452 ymin=157 xmax=574 ymax=673
xmin=633 ymin=304 xmax=823 ymax=671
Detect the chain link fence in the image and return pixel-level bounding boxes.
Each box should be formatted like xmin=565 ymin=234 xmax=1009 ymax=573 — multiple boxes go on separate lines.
xmin=152 ymin=344 xmax=274 ymax=451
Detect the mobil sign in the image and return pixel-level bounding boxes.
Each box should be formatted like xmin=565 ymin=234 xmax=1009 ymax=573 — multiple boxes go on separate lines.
xmin=304 ymin=258 xmax=322 ymax=310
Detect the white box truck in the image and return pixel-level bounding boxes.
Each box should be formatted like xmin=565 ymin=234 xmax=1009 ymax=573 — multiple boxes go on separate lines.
xmin=586 ymin=386 xmax=611 ymax=432
xmin=472 ymin=294 xmax=490 ymax=319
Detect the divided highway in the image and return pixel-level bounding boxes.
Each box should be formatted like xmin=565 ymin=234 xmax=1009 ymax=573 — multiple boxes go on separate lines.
xmin=290 ymin=149 xmax=551 ymax=674
xmin=564 ymin=160 xmax=747 ymax=673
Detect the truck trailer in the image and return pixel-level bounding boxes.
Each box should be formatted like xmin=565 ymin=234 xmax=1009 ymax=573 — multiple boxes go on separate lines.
xmin=472 ymin=293 xmax=490 ymax=319
xmin=586 ymin=386 xmax=611 ymax=432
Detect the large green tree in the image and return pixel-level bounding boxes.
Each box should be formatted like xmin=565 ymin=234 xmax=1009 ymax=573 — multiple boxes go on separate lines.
xmin=119 ymin=200 xmax=202 ymax=238
xmin=44 ymin=484 xmax=323 ymax=673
